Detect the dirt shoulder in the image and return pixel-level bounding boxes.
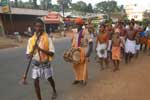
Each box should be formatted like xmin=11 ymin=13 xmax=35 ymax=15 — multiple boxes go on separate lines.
xmin=64 ymin=53 xmax=150 ymax=100
xmin=0 ymin=36 xmax=28 ymax=49
xmin=0 ymin=31 xmax=73 ymax=49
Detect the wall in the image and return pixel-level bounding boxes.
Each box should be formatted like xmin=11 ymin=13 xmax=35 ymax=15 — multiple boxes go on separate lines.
xmin=1 ymin=14 xmax=37 ymax=35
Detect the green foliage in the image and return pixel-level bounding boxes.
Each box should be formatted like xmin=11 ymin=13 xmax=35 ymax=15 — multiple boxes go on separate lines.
xmin=72 ymin=1 xmax=87 ymax=12
xmin=40 ymin=0 xmax=52 ymax=10
xmin=71 ymin=1 xmax=93 ymax=13
xmin=57 ymin=0 xmax=72 ymax=11
xmin=51 ymin=4 xmax=61 ymax=12
xmin=87 ymin=3 xmax=93 ymax=13
xmin=95 ymin=1 xmax=123 ymax=14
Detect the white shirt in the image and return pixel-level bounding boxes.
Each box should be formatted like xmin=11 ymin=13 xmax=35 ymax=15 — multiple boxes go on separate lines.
xmin=26 ymin=37 xmax=55 ymax=61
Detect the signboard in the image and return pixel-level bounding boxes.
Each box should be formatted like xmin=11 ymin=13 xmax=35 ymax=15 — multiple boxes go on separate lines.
xmin=1 ymin=0 xmax=11 ymax=13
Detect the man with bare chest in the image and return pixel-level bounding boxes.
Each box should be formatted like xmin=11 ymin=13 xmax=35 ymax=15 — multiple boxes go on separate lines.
xmin=112 ymin=29 xmax=122 ymax=71
xmin=96 ymin=25 xmax=109 ymax=70
xmin=125 ymin=23 xmax=136 ymax=63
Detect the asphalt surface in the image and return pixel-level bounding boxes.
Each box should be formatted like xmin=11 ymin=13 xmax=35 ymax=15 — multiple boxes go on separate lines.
xmin=0 ymin=38 xmax=99 ymax=100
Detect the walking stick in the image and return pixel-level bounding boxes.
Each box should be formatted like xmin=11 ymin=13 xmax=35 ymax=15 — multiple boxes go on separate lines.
xmin=20 ymin=33 xmax=41 ymax=85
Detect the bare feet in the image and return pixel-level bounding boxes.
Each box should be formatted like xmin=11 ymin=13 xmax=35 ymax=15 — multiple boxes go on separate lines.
xmin=72 ymin=80 xmax=80 ymax=85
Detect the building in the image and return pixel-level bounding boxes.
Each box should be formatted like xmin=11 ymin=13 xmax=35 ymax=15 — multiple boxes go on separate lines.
xmin=0 ymin=7 xmax=49 ymax=35
xmin=125 ymin=4 xmax=144 ymax=21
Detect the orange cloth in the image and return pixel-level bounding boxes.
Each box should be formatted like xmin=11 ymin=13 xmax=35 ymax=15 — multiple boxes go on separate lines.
xmin=140 ymin=37 xmax=147 ymax=44
xmin=73 ymin=47 xmax=87 ymax=81
xmin=27 ymin=32 xmax=52 ymax=62
xmin=112 ymin=46 xmax=121 ymax=60
xmin=147 ymin=39 xmax=150 ymax=48
xmin=71 ymin=33 xmax=88 ymax=81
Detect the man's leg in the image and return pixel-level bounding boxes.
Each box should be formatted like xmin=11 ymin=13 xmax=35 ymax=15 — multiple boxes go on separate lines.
xmin=48 ymin=77 xmax=57 ymax=93
xmin=116 ymin=60 xmax=120 ymax=70
xmin=99 ymin=58 xmax=104 ymax=70
xmin=140 ymin=43 xmax=143 ymax=51
xmin=129 ymin=53 xmax=134 ymax=63
xmin=113 ymin=60 xmax=116 ymax=71
xmin=135 ymin=50 xmax=139 ymax=58
xmin=86 ymin=42 xmax=93 ymax=62
xmin=125 ymin=53 xmax=129 ymax=64
xmin=148 ymin=48 xmax=150 ymax=56
xmin=144 ymin=44 xmax=147 ymax=53
xmin=34 ymin=78 xmax=42 ymax=100
xmin=121 ymin=47 xmax=125 ymax=58
xmin=104 ymin=58 xmax=109 ymax=68
xmin=107 ymin=51 xmax=112 ymax=61
xmin=47 ymin=77 xmax=57 ymax=99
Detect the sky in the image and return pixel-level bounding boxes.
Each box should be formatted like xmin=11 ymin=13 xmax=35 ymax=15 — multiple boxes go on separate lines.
xmin=52 ymin=0 xmax=150 ymax=9
xmin=11 ymin=0 xmax=150 ymax=10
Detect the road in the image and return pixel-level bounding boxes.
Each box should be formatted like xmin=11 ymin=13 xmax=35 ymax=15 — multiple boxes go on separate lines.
xmin=0 ymin=38 xmax=99 ymax=100
xmin=1 ymin=37 xmax=150 ymax=100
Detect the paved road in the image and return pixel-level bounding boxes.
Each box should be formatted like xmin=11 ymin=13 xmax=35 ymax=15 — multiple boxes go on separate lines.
xmin=0 ymin=38 xmax=99 ymax=100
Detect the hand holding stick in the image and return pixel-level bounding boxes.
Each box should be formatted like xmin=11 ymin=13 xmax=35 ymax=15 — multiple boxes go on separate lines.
xmin=20 ymin=33 xmax=41 ymax=85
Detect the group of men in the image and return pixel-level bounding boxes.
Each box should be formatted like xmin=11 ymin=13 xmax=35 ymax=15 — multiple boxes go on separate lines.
xmin=70 ymin=18 xmax=150 ymax=89
xmin=25 ymin=18 xmax=150 ymax=100
xmin=78 ymin=19 xmax=150 ymax=72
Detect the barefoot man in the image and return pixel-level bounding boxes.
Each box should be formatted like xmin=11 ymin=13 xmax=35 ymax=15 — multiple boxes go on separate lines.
xmin=71 ymin=25 xmax=88 ymax=85
xmin=112 ymin=29 xmax=122 ymax=72
xmin=125 ymin=23 xmax=136 ymax=63
xmin=146 ymin=24 xmax=150 ymax=55
xmin=26 ymin=19 xmax=57 ymax=100
xmin=96 ymin=25 xmax=109 ymax=70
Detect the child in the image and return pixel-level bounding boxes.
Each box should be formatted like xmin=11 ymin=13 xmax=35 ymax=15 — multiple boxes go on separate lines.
xmin=112 ymin=29 xmax=122 ymax=72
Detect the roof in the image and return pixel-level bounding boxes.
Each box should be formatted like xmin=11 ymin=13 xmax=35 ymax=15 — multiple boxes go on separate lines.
xmin=0 ymin=7 xmax=49 ymax=16
xmin=43 ymin=12 xmax=63 ymax=24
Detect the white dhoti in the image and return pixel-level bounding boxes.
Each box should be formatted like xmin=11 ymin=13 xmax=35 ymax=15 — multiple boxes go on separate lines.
xmin=125 ymin=39 xmax=136 ymax=54
xmin=135 ymin=44 xmax=141 ymax=51
xmin=31 ymin=62 xmax=54 ymax=80
xmin=96 ymin=43 xmax=107 ymax=58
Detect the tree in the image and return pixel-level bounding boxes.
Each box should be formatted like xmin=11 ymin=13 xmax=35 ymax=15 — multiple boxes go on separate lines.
xmin=143 ymin=10 xmax=150 ymax=19
xmin=57 ymin=0 xmax=72 ymax=11
xmin=40 ymin=0 xmax=52 ymax=10
xmin=95 ymin=1 xmax=124 ymax=19
xmin=71 ymin=1 xmax=87 ymax=14
xmin=15 ymin=0 xmax=18 ymax=7
xmin=17 ymin=0 xmax=24 ymax=8
xmin=57 ymin=0 xmax=72 ymax=17
xmin=96 ymin=1 xmax=119 ymax=13
xmin=51 ymin=4 xmax=60 ymax=12
xmin=87 ymin=3 xmax=93 ymax=13
xmin=33 ymin=0 xmax=38 ymax=8
xmin=29 ymin=0 xmax=32 ymax=3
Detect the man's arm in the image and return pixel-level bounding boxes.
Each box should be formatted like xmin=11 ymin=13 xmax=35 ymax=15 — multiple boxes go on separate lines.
xmin=37 ymin=47 xmax=54 ymax=57
xmin=38 ymin=37 xmax=55 ymax=57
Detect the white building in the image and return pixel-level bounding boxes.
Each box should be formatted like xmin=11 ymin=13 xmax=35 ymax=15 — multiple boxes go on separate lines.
xmin=125 ymin=4 xmax=144 ymax=21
